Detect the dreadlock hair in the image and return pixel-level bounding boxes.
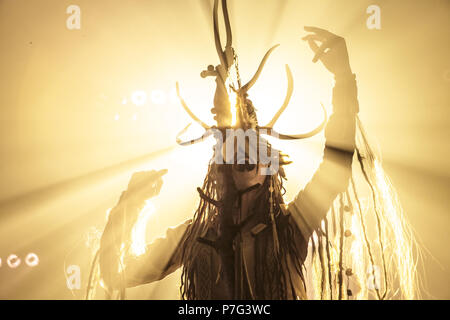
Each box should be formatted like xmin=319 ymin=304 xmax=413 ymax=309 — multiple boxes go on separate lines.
xmin=306 ymin=116 xmax=421 ymax=300
xmin=178 ymin=145 xmax=308 ymax=300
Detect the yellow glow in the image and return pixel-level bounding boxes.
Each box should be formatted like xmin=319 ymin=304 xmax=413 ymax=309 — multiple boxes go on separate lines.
xmin=105 ymin=208 xmax=112 ymax=221
xmin=229 ymin=87 xmax=237 ymax=126
xmin=373 ymin=160 xmax=418 ymax=299
xmin=131 ymin=90 xmax=147 ymax=106
xmin=151 ymin=90 xmax=166 ymax=105
xmin=130 ymin=200 xmax=155 ymax=256
xmin=1 ymin=0 xmax=444 ymax=301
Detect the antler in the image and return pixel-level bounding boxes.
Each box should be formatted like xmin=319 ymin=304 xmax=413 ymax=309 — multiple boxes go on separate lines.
xmin=265 ymin=64 xmax=294 ymax=128
xmin=176 ymin=82 xmax=210 ymax=129
xmin=258 ymin=103 xmax=328 ymax=140
xmin=176 ymin=0 xmax=234 ymax=146
xmin=241 ymin=44 xmax=280 ymax=93
xmin=213 ymin=0 xmax=233 ymax=71
xmin=176 ymin=124 xmax=215 ymax=146
xmin=211 ymin=0 xmax=234 ymax=127
xmin=176 ymin=0 xmax=327 ymax=147
xmin=256 ymin=65 xmax=327 ymax=140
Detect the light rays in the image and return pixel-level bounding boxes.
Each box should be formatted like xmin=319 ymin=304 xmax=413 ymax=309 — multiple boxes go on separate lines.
xmin=0 ymin=0 xmax=447 ymax=300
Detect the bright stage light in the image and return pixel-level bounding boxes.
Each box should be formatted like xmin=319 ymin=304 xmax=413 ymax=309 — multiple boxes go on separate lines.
xmin=130 ymin=200 xmax=155 ymax=256
xmin=131 ymin=90 xmax=148 ymax=106
xmin=151 ymin=90 xmax=166 ymax=105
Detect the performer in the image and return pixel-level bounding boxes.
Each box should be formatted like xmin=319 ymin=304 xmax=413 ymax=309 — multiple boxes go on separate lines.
xmin=94 ymin=0 xmax=418 ymax=300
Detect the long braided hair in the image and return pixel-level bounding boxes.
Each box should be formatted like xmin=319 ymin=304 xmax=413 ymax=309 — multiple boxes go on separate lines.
xmin=306 ymin=116 xmax=421 ymax=300
xmin=178 ymin=117 xmax=422 ymax=300
xmin=178 ymin=147 xmax=308 ymax=300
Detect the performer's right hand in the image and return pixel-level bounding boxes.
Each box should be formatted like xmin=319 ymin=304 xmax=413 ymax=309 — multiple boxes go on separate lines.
xmin=107 ymin=169 xmax=168 ymax=237
xmin=124 ymin=169 xmax=168 ymax=205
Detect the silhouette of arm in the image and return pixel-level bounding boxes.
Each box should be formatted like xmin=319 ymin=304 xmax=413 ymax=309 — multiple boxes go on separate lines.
xmin=99 ymin=195 xmax=190 ymax=289
xmin=288 ymin=74 xmax=358 ymax=239
xmin=287 ymin=27 xmax=360 ymax=240
xmin=98 ymin=170 xmax=190 ymax=289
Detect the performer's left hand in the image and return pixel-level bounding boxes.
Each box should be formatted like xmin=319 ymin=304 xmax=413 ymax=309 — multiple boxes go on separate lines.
xmin=302 ymin=26 xmax=352 ymax=77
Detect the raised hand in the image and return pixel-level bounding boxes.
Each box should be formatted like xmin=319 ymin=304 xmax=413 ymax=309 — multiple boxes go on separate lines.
xmin=125 ymin=169 xmax=168 ymax=204
xmin=106 ymin=169 xmax=168 ymax=240
xmin=302 ymin=26 xmax=352 ymax=77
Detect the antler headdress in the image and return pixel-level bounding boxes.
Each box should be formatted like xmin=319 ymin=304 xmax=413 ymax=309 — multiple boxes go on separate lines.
xmin=176 ymin=0 xmax=327 ymax=146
